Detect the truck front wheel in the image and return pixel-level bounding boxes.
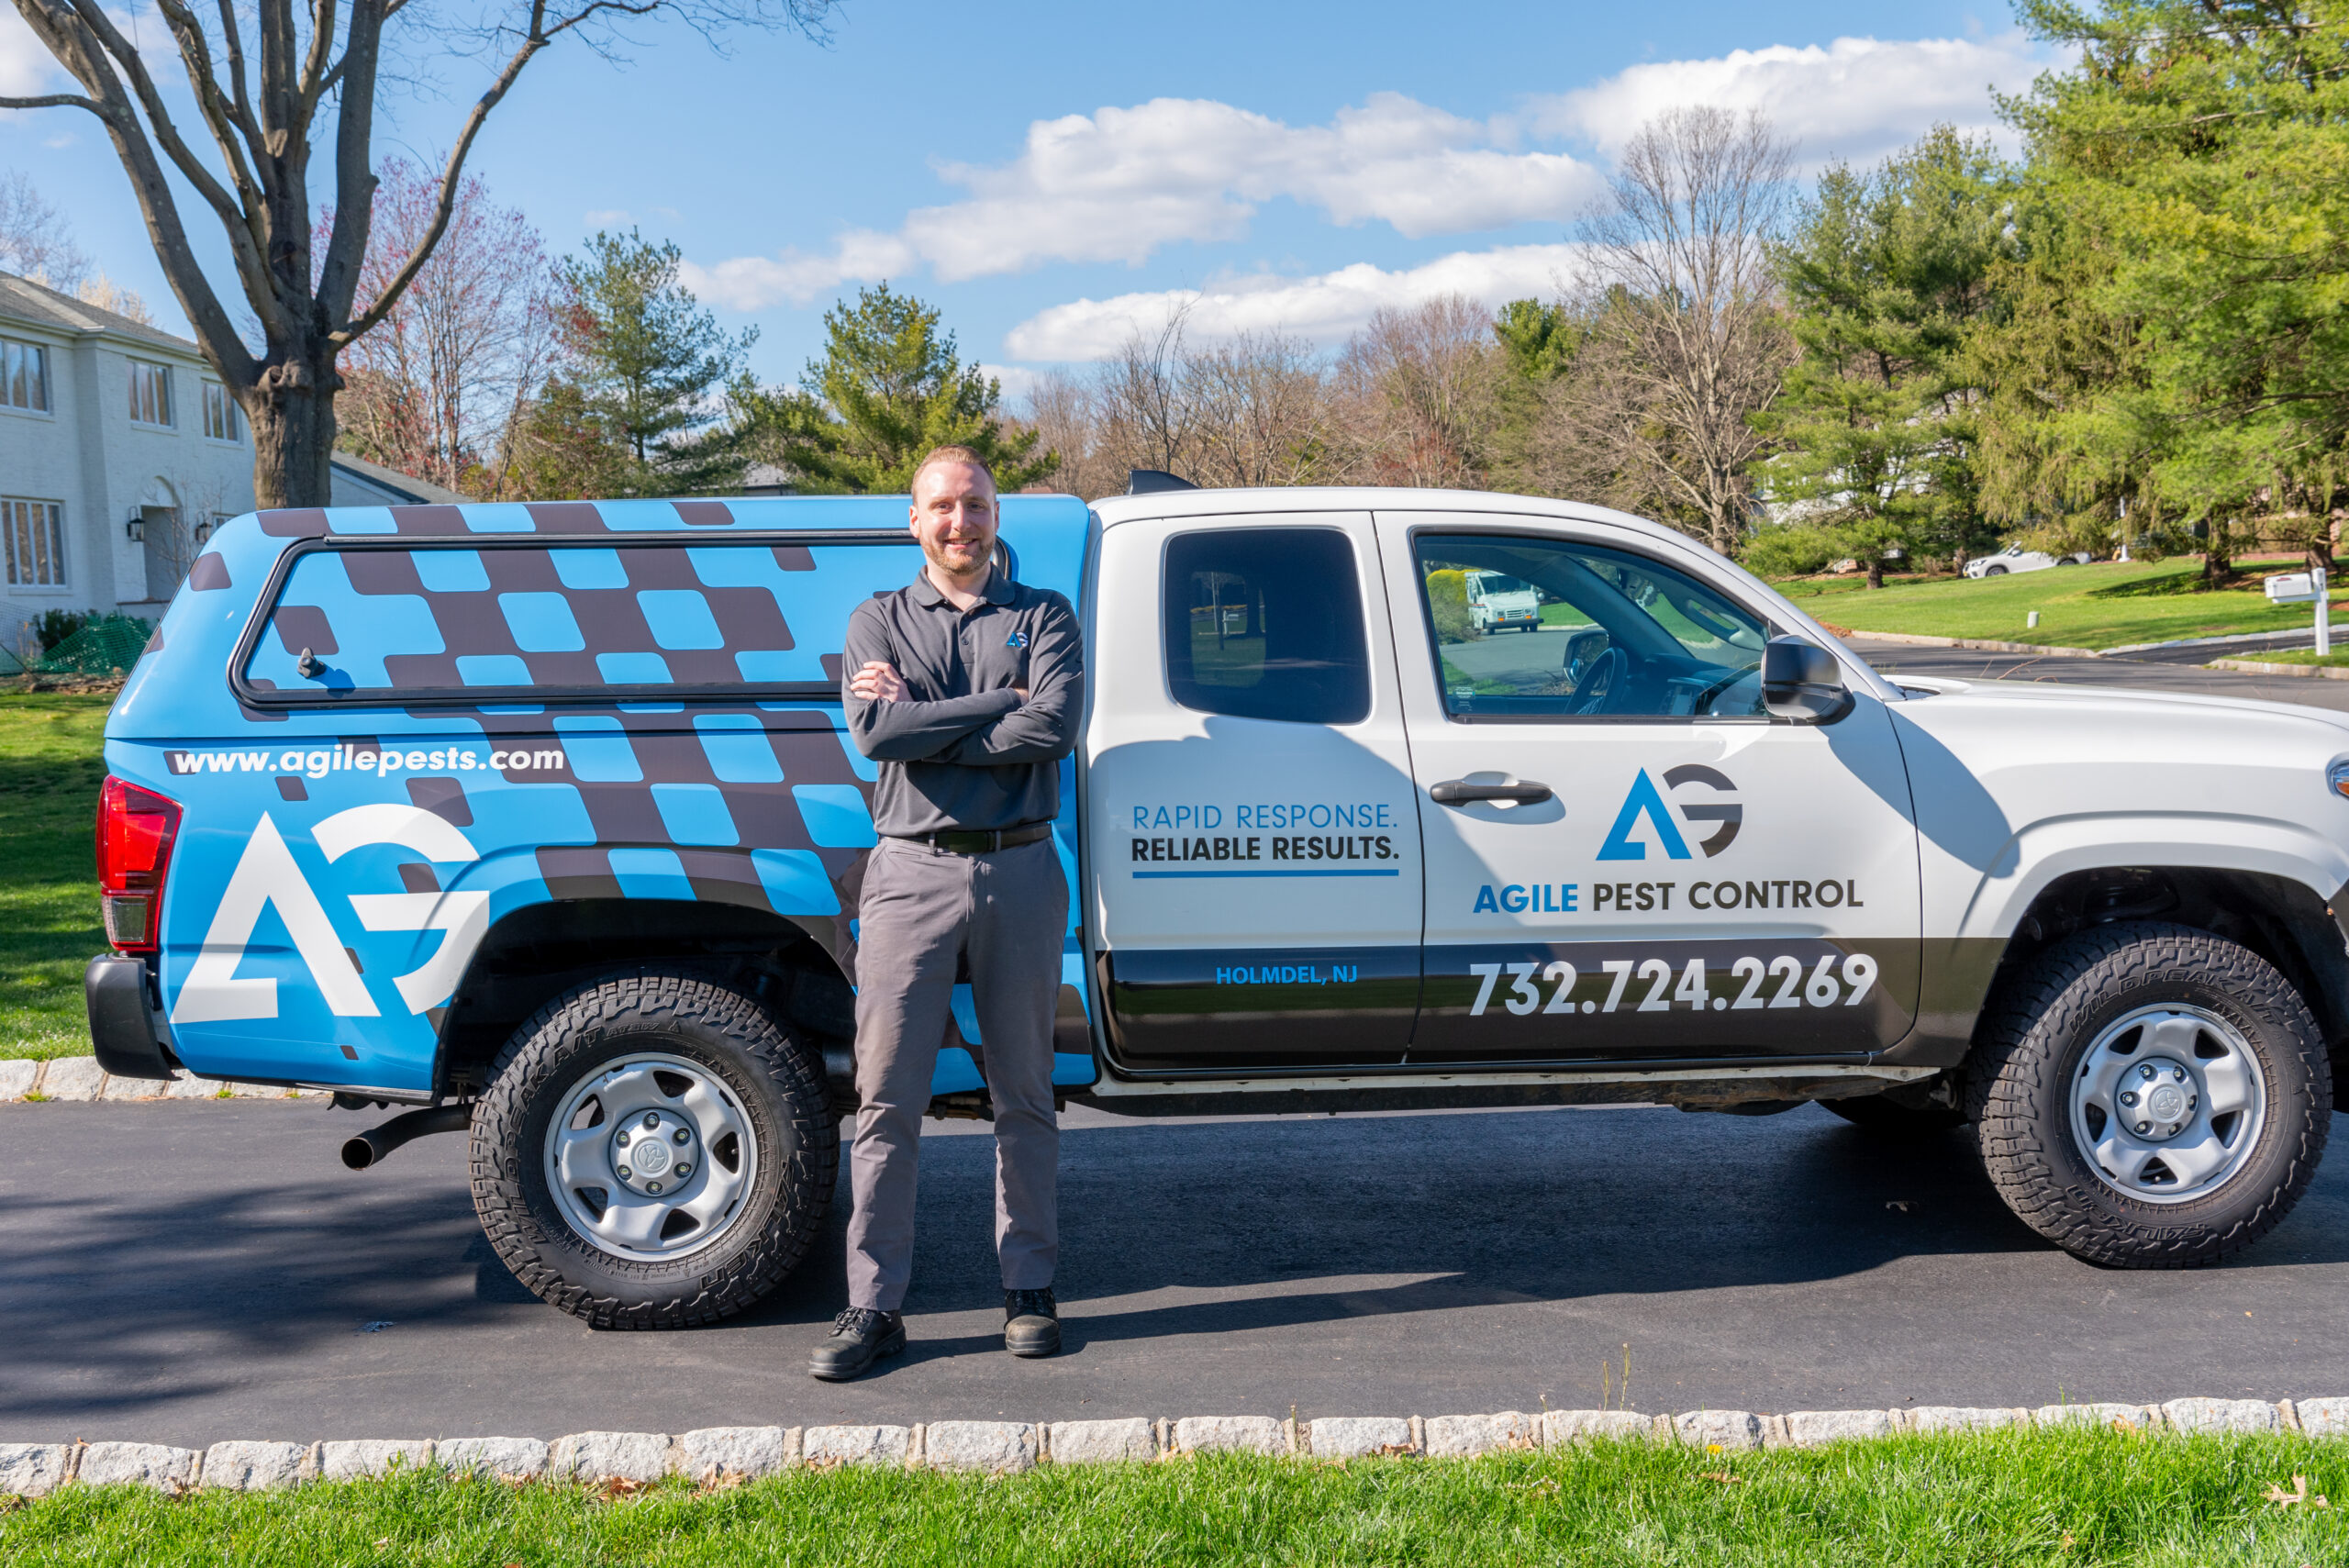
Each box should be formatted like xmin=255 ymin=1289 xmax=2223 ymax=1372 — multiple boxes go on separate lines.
xmin=1969 ymin=922 xmax=2330 ymax=1268
xmin=470 ymin=970 xmax=837 ymax=1329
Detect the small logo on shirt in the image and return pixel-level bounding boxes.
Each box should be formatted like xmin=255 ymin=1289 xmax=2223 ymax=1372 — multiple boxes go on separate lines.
xmin=1006 ymin=630 xmax=1030 ymax=648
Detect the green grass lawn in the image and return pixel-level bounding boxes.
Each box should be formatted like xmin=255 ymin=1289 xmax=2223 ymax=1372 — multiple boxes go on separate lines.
xmin=6 ymin=1430 xmax=2348 ymax=1566
xmin=0 ymin=693 xmax=109 ymax=1060
xmin=1772 ymin=558 xmax=2330 ymax=650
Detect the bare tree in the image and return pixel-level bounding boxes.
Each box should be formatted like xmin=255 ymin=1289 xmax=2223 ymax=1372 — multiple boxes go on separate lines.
xmin=1573 ymin=106 xmax=1795 ymax=552
xmin=1334 ymin=295 xmax=1502 ymax=489
xmin=76 ymin=273 xmax=153 ymax=323
xmin=1020 ymin=370 xmax=1123 ymax=500
xmin=0 ymin=169 xmax=87 ymax=289
xmin=0 ymin=0 xmax=836 ymax=508
xmin=1074 ymin=308 xmax=1344 ymax=494
xmin=329 ymin=158 xmax=556 ymax=497
xmin=1186 ymin=330 xmax=1330 ymax=488
xmin=1096 ymin=307 xmax=1200 ymax=484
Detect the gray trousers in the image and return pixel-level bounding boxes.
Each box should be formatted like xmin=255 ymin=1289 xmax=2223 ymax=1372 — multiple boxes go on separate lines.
xmin=845 ymin=836 xmax=1066 ymax=1312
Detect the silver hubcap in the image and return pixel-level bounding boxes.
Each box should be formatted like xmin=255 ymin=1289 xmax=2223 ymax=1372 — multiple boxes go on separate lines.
xmin=2068 ymin=1006 xmax=2266 ymax=1205
xmin=543 ymin=1053 xmax=757 ymax=1258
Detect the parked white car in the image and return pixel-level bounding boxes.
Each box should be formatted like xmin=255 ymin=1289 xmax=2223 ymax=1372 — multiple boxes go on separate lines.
xmin=1965 ymin=544 xmax=2092 ymax=578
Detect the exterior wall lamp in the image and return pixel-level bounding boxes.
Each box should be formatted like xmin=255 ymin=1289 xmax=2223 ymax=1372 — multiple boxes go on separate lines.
xmin=126 ymin=514 xmax=145 ymax=543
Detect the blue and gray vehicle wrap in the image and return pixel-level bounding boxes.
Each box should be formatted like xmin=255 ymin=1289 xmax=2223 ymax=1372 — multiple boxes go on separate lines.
xmin=104 ymin=495 xmax=1099 ymax=1100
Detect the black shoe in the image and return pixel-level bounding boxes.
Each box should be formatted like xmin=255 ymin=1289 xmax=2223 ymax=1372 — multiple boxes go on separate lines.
xmin=1004 ymin=1288 xmax=1060 ymax=1358
xmin=809 ymin=1307 xmax=906 ymax=1381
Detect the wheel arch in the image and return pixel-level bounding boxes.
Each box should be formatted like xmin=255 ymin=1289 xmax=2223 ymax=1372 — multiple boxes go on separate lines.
xmin=1960 ymin=865 xmax=2349 ymax=1109
xmin=429 ymin=898 xmax=856 ymax=1099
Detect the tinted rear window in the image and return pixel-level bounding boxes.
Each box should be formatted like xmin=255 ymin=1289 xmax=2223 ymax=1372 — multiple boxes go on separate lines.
xmin=241 ymin=537 xmax=918 ymax=703
xmin=1162 ymin=528 xmax=1370 ymax=725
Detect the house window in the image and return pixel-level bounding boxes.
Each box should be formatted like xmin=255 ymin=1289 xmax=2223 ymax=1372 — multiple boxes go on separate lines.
xmin=0 ymin=339 xmax=49 ymax=413
xmin=128 ymin=361 xmax=172 ymax=427
xmin=202 ymin=383 xmax=239 ymax=442
xmin=2 ymin=498 xmax=66 ymax=587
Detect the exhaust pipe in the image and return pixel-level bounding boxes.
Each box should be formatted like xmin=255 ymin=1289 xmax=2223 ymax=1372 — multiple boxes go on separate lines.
xmin=340 ymin=1104 xmax=471 ymax=1170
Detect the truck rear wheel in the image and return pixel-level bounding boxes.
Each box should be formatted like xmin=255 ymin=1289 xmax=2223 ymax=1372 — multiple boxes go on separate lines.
xmin=470 ymin=970 xmax=837 ymax=1329
xmin=1969 ymin=922 xmax=2330 ymax=1268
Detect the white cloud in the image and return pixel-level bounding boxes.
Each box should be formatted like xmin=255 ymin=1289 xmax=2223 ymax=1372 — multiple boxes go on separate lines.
xmin=1003 ymin=242 xmax=1588 ymax=361
xmin=583 ymin=208 xmax=633 ymax=228
xmin=0 ymin=6 xmax=62 ymax=99
xmin=1534 ymin=33 xmax=2061 ymax=169
xmin=975 ymin=361 xmax=1043 ymax=404
xmin=685 ymin=94 xmax=1601 ymax=310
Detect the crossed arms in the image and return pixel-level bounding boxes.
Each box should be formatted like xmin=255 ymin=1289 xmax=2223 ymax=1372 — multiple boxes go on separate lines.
xmin=841 ymin=596 xmax=1083 ymax=766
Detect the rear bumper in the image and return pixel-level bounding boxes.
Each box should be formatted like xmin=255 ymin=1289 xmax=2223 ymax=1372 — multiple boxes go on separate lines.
xmin=85 ymin=954 xmax=176 ymax=1080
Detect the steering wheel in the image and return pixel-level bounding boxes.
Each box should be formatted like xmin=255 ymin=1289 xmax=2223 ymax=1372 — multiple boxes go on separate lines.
xmin=1687 ymin=662 xmax=1758 ymax=717
xmin=1569 ymin=646 xmax=1627 ymax=716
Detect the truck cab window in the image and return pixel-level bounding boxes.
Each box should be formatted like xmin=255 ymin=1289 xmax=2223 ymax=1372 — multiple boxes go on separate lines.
xmin=1417 ymin=534 xmax=1772 ymax=720
xmin=1163 ymin=528 xmax=1370 ymax=724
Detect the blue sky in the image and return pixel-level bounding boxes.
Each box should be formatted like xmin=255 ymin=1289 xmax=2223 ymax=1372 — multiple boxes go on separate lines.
xmin=0 ymin=1 xmax=2058 ymax=400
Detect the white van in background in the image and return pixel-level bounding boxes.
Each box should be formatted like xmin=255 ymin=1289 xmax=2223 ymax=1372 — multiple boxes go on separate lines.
xmin=1465 ymin=569 xmax=1543 ymax=631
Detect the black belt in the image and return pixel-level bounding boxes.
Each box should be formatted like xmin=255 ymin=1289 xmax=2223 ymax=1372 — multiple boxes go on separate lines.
xmin=889 ymin=824 xmax=1052 ymax=854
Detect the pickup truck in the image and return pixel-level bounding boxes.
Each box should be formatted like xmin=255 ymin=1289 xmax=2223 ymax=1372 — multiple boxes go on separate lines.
xmin=87 ymin=486 xmax=2344 ymax=1328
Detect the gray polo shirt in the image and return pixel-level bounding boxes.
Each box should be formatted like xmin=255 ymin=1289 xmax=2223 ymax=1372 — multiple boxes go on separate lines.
xmin=841 ymin=567 xmax=1083 ymax=838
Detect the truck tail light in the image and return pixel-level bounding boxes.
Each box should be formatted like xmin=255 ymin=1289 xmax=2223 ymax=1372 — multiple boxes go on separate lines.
xmin=96 ymin=776 xmax=182 ymax=953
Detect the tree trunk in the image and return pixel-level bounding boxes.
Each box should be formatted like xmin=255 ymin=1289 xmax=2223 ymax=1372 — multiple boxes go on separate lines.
xmin=247 ymin=350 xmax=343 ymax=508
xmin=1866 ymin=555 xmax=1886 ymax=590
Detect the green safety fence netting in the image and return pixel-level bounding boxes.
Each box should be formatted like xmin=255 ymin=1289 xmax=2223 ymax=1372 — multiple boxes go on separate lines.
xmin=30 ymin=616 xmax=153 ymax=676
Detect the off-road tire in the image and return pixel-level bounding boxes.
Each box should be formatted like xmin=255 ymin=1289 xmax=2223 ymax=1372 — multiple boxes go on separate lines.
xmin=1822 ymin=1092 xmax=1966 ymax=1135
xmin=470 ymin=970 xmax=837 ymax=1329
xmin=1966 ymin=922 xmax=2330 ymax=1268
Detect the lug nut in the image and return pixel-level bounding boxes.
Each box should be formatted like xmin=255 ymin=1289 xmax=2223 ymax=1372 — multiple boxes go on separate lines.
xmin=616 ymin=1130 xmax=630 ymax=1146
xmin=617 ymin=1165 xmax=632 ymax=1179
xmin=642 ymin=1112 xmax=660 ymax=1129
xmin=674 ymin=1162 xmax=692 ymax=1178
xmin=2173 ymin=1066 xmax=2188 ymax=1081
xmin=2135 ymin=1122 xmax=2151 ymax=1134
xmin=2121 ymin=1091 xmax=2138 ymax=1106
xmin=647 ymin=1181 xmax=662 ymax=1194
xmin=2140 ymin=1064 xmax=2156 ymax=1080
xmin=674 ymin=1129 xmax=690 ymax=1145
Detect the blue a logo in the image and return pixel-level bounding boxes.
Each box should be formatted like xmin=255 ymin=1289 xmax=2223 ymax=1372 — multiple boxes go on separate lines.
xmin=1597 ymin=765 xmax=1743 ymax=861
xmin=1007 ymin=630 xmax=1030 ymax=649
xmin=1597 ymin=770 xmax=1690 ymax=862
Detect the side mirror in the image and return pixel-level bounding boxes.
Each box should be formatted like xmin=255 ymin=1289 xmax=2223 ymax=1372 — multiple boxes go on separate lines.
xmin=1761 ymin=636 xmax=1854 ymax=724
xmin=1561 ymin=628 xmax=1609 ymax=677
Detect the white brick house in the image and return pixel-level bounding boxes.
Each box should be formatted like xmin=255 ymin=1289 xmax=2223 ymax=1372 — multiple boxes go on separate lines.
xmin=0 ymin=271 xmax=460 ymax=651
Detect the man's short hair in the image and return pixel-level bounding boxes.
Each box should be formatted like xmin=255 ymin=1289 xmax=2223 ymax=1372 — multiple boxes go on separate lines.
xmin=910 ymin=444 xmax=996 ymax=497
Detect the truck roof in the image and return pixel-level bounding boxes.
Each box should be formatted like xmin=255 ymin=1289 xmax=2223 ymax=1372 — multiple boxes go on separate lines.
xmin=1087 ymin=485 xmax=1692 ymax=550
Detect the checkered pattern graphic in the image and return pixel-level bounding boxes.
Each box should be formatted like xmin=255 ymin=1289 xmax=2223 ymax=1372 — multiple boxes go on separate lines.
xmin=246 ymin=539 xmax=915 ymax=695
xmin=111 ymin=495 xmax=1096 ymax=1096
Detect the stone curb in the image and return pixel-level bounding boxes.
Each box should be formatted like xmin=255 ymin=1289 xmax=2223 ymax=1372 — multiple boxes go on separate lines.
xmin=4 ymin=1396 xmax=2340 ymax=1495
xmin=2210 ymin=657 xmax=2349 ymax=681
xmin=0 ymin=1055 xmax=327 ymax=1104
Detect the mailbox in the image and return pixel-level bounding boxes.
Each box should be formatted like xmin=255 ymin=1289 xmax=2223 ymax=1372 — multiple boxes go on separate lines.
xmin=2267 ymin=573 xmax=2319 ymax=604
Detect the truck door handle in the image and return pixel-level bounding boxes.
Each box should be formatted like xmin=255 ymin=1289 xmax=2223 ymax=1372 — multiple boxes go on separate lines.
xmin=1430 ymin=778 xmax=1553 ymax=806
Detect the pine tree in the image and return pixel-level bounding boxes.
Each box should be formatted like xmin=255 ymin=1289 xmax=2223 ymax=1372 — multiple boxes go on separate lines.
xmin=1756 ymin=127 xmax=2012 ymax=587
xmin=751 ymin=284 xmax=1053 ymax=494
xmin=556 ymin=229 xmax=755 ymax=496
xmin=1489 ymin=299 xmax=1577 ymax=494
xmin=2002 ymin=0 xmax=2349 ymax=579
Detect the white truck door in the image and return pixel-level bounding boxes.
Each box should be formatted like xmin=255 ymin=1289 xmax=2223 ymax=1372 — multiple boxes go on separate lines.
xmin=1375 ymin=512 xmax=1922 ymax=1063
xmin=1085 ymin=512 xmax=1423 ymax=1072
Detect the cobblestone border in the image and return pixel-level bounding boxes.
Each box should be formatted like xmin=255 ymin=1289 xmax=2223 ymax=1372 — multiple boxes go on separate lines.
xmin=0 ymin=1056 xmax=325 ymax=1103
xmin=6 ymin=1397 xmax=2343 ymax=1495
